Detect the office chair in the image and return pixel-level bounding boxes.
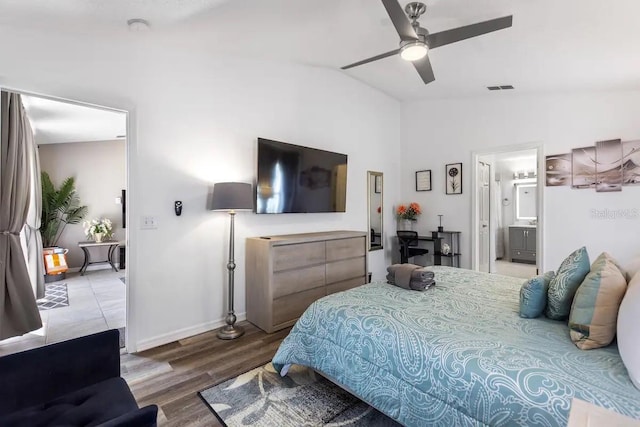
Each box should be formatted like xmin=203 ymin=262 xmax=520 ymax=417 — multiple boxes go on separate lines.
xmin=397 ymin=231 xmax=429 ymax=264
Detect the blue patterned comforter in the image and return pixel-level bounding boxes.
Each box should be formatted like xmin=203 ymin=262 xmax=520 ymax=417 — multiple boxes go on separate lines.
xmin=272 ymin=267 xmax=640 ymax=426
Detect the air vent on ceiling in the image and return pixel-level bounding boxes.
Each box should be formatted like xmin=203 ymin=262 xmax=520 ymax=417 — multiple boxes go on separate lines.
xmin=487 ymin=85 xmax=515 ymax=91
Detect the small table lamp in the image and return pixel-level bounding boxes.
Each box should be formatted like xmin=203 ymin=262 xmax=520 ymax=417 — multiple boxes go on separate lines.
xmin=210 ymin=182 xmax=253 ymax=339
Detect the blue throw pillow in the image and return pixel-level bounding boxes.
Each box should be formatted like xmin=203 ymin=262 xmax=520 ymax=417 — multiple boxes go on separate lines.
xmin=546 ymin=247 xmax=591 ymax=320
xmin=519 ymin=271 xmax=556 ymax=318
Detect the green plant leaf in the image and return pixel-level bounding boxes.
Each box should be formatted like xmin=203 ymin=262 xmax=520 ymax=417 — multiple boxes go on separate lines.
xmin=40 ymin=173 xmax=88 ymax=248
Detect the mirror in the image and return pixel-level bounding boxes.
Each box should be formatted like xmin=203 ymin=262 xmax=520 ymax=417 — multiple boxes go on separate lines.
xmin=368 ymin=171 xmax=383 ymax=251
xmin=516 ymin=183 xmax=537 ymax=220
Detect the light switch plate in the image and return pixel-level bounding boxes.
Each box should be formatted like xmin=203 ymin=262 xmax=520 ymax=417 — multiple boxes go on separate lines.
xmin=115 ymin=197 xmax=122 ymax=204
xmin=140 ymin=216 xmax=158 ymax=230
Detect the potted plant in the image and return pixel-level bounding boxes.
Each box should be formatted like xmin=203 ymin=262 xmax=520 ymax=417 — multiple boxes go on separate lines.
xmin=83 ymin=218 xmax=113 ymax=242
xmin=396 ymin=202 xmax=422 ymax=230
xmin=41 ymin=172 xmax=88 ymax=281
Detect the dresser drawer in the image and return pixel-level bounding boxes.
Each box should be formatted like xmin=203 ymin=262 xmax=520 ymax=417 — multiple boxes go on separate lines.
xmin=273 ymin=264 xmax=325 ymax=299
xmin=326 ymin=276 xmax=365 ymax=295
xmin=326 ymin=237 xmax=365 ymax=262
xmin=272 ymin=287 xmax=326 ymax=326
xmin=326 ymin=257 xmax=366 ymax=284
xmin=511 ymin=249 xmax=536 ymax=263
xmin=273 ymin=242 xmax=325 ymax=272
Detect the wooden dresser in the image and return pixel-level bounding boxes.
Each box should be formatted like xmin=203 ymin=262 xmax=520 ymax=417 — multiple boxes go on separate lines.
xmin=246 ymin=231 xmax=367 ymax=333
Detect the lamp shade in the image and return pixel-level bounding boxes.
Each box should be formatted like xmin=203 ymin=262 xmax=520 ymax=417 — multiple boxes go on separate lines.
xmin=210 ymin=182 xmax=253 ymax=211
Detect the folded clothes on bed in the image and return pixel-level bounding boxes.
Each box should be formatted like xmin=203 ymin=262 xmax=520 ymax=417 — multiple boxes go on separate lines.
xmin=409 ymin=269 xmax=435 ymax=281
xmin=386 ymin=274 xmax=436 ymax=290
xmin=386 ymin=264 xmax=436 ymax=291
xmin=387 ymin=264 xmax=434 ymax=280
xmin=387 ymin=264 xmax=435 ymax=281
xmin=410 ymin=279 xmax=436 ymax=291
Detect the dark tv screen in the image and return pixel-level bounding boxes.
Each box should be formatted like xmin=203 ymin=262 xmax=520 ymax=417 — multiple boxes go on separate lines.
xmin=256 ymin=138 xmax=348 ymax=213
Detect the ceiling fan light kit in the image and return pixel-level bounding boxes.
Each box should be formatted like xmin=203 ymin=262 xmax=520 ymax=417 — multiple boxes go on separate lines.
xmin=342 ymin=0 xmax=513 ymax=85
xmin=400 ymin=40 xmax=428 ymax=61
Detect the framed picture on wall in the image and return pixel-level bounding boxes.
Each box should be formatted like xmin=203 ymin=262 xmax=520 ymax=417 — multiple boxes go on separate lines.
xmin=415 ymin=170 xmax=432 ymax=191
xmin=445 ymin=163 xmax=462 ymax=195
xmin=595 ymin=139 xmax=623 ymax=192
xmin=545 ymin=153 xmax=571 ymax=186
xmin=571 ymin=146 xmax=596 ymax=189
xmin=623 ymin=140 xmax=640 ymax=185
xmin=374 ymin=175 xmax=382 ymax=193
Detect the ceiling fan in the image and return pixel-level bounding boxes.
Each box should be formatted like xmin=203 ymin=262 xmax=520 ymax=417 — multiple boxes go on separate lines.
xmin=341 ymin=0 xmax=513 ymax=84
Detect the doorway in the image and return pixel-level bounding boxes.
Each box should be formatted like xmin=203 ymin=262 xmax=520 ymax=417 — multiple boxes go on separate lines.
xmin=0 ymin=89 xmax=130 ymax=355
xmin=478 ymin=161 xmax=491 ymax=272
xmin=472 ymin=144 xmax=544 ymax=278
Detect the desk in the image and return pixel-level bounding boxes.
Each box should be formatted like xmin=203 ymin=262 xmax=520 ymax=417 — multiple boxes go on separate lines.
xmin=431 ymin=231 xmax=461 ymax=267
xmin=78 ymin=241 xmax=123 ymax=275
xmin=395 ymin=234 xmax=461 ymax=267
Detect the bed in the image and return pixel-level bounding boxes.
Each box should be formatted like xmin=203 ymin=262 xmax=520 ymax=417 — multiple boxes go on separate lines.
xmin=271 ymin=266 xmax=640 ymax=426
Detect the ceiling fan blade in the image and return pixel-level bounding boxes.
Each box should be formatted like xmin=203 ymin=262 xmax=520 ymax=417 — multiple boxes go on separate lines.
xmin=427 ymin=15 xmax=513 ymax=49
xmin=381 ymin=0 xmax=418 ymax=41
xmin=341 ymin=49 xmax=401 ymax=70
xmin=413 ymin=55 xmax=435 ymax=84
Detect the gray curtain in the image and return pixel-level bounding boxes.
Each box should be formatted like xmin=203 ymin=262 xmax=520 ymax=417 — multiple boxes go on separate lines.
xmin=23 ymin=124 xmax=45 ymax=299
xmin=0 ymin=91 xmax=42 ymax=340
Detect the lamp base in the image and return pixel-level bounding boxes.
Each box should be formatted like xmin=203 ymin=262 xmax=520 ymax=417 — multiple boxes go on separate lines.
xmin=217 ymin=324 xmax=245 ymax=340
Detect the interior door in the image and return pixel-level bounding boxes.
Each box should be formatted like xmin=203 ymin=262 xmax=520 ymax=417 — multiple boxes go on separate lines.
xmin=478 ymin=162 xmax=491 ymax=272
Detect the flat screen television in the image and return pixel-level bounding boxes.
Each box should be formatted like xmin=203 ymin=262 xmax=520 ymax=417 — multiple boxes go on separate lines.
xmin=256 ymin=138 xmax=348 ymax=213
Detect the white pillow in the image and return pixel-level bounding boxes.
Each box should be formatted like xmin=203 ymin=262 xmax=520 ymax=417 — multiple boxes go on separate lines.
xmin=618 ymin=270 xmax=640 ymax=389
xmin=623 ymin=256 xmax=640 ymax=283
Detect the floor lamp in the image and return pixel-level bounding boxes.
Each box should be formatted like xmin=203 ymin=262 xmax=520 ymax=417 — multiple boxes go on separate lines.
xmin=210 ymin=182 xmax=253 ymax=340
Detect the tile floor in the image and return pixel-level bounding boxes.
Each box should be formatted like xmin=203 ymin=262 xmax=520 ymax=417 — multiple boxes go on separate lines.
xmin=494 ymin=259 xmax=538 ymax=279
xmin=0 ymin=268 xmax=126 ymax=357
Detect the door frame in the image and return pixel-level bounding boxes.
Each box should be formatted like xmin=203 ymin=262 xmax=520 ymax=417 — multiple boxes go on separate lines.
xmin=470 ymin=142 xmax=545 ymax=273
xmin=0 ymin=86 xmax=137 ymax=351
xmin=478 ymin=160 xmax=491 ymax=273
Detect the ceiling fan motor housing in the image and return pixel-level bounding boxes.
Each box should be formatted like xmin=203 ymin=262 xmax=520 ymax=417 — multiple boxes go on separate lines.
xmin=404 ymin=2 xmax=429 ymax=46
xmin=405 ymin=2 xmax=427 ymax=21
xmin=414 ymin=26 xmax=429 ymax=43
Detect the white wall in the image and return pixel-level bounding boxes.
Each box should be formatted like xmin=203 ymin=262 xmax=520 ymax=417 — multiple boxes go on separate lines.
xmin=39 ymin=140 xmax=126 ymax=268
xmin=402 ymin=90 xmax=640 ymax=271
xmin=0 ymin=28 xmax=401 ymax=350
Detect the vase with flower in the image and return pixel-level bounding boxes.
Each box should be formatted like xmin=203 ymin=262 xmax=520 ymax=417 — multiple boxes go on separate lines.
xmin=396 ymin=202 xmax=422 ymax=230
xmin=83 ymin=218 xmax=114 ymax=242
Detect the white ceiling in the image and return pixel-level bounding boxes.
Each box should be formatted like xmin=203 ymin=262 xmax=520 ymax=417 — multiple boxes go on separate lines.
xmin=22 ymin=95 xmax=127 ymax=145
xmin=2 ymin=0 xmax=640 ymax=100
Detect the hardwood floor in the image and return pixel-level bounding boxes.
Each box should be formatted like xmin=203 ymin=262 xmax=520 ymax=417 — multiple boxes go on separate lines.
xmin=122 ymin=321 xmax=291 ymax=426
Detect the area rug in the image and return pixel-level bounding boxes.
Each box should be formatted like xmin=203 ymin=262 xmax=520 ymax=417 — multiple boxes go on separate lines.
xmin=37 ymin=283 xmax=69 ymax=311
xmin=198 ymin=363 xmax=399 ymax=427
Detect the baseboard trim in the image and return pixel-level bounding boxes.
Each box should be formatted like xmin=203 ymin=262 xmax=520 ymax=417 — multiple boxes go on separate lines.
xmin=136 ymin=312 xmax=247 ymax=352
